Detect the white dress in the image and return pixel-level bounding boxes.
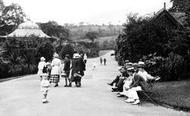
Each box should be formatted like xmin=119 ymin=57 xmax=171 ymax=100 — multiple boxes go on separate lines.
xmin=51 ymin=58 xmax=61 ymax=75
xmin=40 ymin=79 xmax=50 ymax=94
xmin=37 ymin=61 xmax=46 ymax=76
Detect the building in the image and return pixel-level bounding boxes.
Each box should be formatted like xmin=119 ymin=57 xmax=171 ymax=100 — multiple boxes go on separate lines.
xmin=150 ymin=4 xmax=187 ymax=30
xmin=4 ymin=21 xmax=50 ymax=38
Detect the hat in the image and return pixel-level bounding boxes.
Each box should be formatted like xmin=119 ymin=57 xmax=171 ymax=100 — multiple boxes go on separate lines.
xmin=137 ymin=61 xmax=145 ymax=68
xmin=118 ymin=66 xmax=122 ymax=70
xmin=127 ymin=67 xmax=134 ymax=71
xmin=53 ymin=53 xmax=59 ymax=58
xmin=40 ymin=57 xmax=45 ymax=61
xmin=73 ymin=53 xmax=80 ymax=58
xmin=125 ymin=60 xmax=129 ymax=63
xmin=138 ymin=61 xmax=145 ymax=65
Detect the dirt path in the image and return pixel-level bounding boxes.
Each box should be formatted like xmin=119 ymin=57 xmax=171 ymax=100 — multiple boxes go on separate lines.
xmin=0 ymin=50 xmax=189 ymax=116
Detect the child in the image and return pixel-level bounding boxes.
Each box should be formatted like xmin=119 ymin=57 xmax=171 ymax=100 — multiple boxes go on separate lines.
xmin=40 ymin=74 xmax=50 ymax=103
xmin=37 ymin=57 xmax=46 ymax=81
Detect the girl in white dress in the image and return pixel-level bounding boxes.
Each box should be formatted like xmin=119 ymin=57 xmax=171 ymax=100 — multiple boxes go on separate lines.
xmin=37 ymin=57 xmax=46 ymax=81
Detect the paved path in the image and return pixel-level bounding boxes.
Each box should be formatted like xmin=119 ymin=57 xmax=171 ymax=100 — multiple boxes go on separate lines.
xmin=0 ymin=51 xmax=189 ymax=116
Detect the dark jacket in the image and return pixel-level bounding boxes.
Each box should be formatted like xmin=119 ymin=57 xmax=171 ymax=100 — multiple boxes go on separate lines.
xmin=64 ymin=59 xmax=70 ymax=71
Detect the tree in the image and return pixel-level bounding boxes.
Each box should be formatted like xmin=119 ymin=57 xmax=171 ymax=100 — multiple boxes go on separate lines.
xmin=60 ymin=44 xmax=74 ymax=59
xmin=85 ymin=31 xmax=98 ymax=42
xmin=170 ymin=0 xmax=190 ymax=26
xmin=0 ymin=3 xmax=26 ymax=35
xmin=0 ymin=0 xmax=4 ymax=11
xmin=39 ymin=21 xmax=70 ymax=40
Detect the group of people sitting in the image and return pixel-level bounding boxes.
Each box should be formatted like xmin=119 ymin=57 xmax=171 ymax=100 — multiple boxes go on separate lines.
xmin=38 ymin=52 xmax=87 ymax=103
xmin=107 ymin=60 xmax=160 ymax=105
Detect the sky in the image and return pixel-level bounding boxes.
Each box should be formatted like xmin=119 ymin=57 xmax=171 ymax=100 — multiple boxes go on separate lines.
xmin=4 ymin=0 xmax=172 ymax=25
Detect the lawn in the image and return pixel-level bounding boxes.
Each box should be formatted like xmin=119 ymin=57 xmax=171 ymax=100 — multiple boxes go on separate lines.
xmin=152 ymin=80 xmax=190 ymax=111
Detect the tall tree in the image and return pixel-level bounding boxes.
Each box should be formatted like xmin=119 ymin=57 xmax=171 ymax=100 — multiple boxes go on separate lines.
xmin=170 ymin=0 xmax=190 ymax=26
xmin=0 ymin=3 xmax=26 ymax=35
xmin=85 ymin=31 xmax=98 ymax=42
xmin=39 ymin=21 xmax=70 ymax=44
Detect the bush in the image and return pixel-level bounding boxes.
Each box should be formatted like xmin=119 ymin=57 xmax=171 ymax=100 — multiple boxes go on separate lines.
xmin=143 ymin=52 xmax=187 ymax=81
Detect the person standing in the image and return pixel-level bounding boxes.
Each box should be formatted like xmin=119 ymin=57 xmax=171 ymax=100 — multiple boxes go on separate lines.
xmin=69 ymin=53 xmax=85 ymax=87
xmin=100 ymin=57 xmax=103 ymax=64
xmin=63 ymin=55 xmax=71 ymax=87
xmin=37 ymin=57 xmax=46 ymax=81
xmin=83 ymin=53 xmax=87 ymax=64
xmin=103 ymin=58 xmax=107 ymax=65
xmin=50 ymin=53 xmax=61 ymax=87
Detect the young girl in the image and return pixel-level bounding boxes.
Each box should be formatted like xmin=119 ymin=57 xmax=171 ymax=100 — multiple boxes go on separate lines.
xmin=40 ymin=74 xmax=50 ymax=103
xmin=37 ymin=57 xmax=46 ymax=81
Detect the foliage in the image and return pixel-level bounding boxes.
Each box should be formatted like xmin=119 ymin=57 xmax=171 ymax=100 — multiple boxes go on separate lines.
xmin=85 ymin=31 xmax=98 ymax=42
xmin=39 ymin=21 xmax=70 ymax=42
xmin=59 ymin=44 xmax=74 ymax=59
xmin=116 ymin=14 xmax=190 ymax=81
xmin=37 ymin=42 xmax=54 ymax=62
xmin=170 ymin=0 xmax=190 ymax=26
xmin=1 ymin=36 xmax=54 ymax=78
xmin=0 ymin=3 xmax=26 ymax=35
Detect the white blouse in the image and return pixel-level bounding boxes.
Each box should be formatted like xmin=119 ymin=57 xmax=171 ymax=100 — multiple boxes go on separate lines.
xmin=51 ymin=58 xmax=61 ymax=75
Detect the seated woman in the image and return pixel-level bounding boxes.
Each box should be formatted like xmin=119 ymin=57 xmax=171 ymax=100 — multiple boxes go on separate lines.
xmin=124 ymin=62 xmax=160 ymax=105
xmin=118 ymin=67 xmax=135 ymax=96
xmin=108 ymin=66 xmax=129 ymax=92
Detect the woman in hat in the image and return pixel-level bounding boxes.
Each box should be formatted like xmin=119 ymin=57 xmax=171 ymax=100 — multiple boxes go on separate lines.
xmin=50 ymin=53 xmax=61 ymax=87
xmin=37 ymin=57 xmax=46 ymax=81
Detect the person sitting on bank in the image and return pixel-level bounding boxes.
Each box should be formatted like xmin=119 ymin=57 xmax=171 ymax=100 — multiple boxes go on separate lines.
xmin=124 ymin=61 xmax=160 ymax=105
xmin=108 ymin=66 xmax=129 ymax=92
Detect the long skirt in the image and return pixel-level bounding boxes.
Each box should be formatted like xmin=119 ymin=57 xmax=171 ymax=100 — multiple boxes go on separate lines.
xmin=49 ymin=74 xmax=60 ymax=83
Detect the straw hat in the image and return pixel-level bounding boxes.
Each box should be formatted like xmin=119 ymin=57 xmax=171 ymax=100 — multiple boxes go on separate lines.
xmin=40 ymin=57 xmax=45 ymax=61
xmin=53 ymin=53 xmax=59 ymax=58
xmin=73 ymin=53 xmax=80 ymax=58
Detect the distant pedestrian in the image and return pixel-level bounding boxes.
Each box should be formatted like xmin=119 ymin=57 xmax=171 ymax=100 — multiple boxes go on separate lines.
xmin=103 ymin=58 xmax=107 ymax=65
xmin=92 ymin=61 xmax=97 ymax=70
xmin=100 ymin=57 xmax=103 ymax=64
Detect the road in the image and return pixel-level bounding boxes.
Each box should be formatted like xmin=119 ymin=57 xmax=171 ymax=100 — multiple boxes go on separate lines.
xmin=0 ymin=50 xmax=189 ymax=116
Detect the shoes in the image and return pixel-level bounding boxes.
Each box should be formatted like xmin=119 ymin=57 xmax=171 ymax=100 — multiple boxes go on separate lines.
xmin=78 ymin=82 xmax=81 ymax=87
xmin=155 ymin=76 xmax=160 ymax=81
xmin=107 ymin=83 xmax=113 ymax=86
xmin=132 ymin=99 xmax=140 ymax=105
xmin=42 ymin=99 xmax=48 ymax=103
xmin=112 ymin=88 xmax=118 ymax=92
xmin=68 ymin=84 xmax=72 ymax=87
xmin=117 ymin=94 xmax=124 ymax=97
xmin=54 ymin=84 xmax=58 ymax=87
xmin=64 ymin=85 xmax=68 ymax=87
xmin=125 ymin=98 xmax=135 ymax=103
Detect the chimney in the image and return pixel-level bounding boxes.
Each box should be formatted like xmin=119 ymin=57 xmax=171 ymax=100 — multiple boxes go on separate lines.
xmin=164 ymin=2 xmax=166 ymax=10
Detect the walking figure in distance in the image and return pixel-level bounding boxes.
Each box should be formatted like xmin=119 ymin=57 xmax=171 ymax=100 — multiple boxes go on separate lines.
xmin=100 ymin=57 xmax=103 ymax=64
xmin=103 ymin=58 xmax=107 ymax=65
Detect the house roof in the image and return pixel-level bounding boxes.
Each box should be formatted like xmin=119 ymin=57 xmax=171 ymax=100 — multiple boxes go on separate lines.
xmin=170 ymin=12 xmax=187 ymax=26
xmin=4 ymin=21 xmax=50 ymax=38
xmin=150 ymin=8 xmax=186 ymax=28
